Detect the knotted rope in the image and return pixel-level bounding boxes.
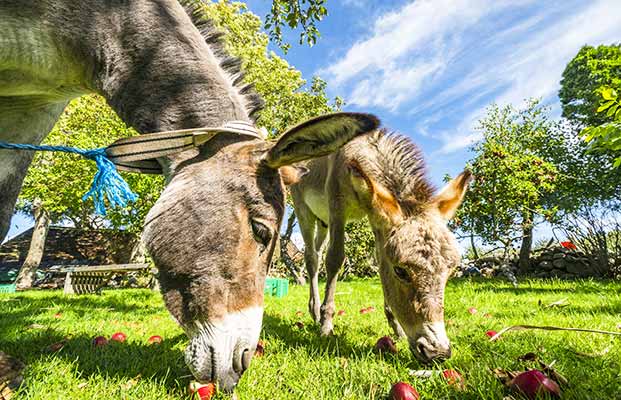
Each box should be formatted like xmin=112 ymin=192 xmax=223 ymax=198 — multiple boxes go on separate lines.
xmin=0 ymin=142 xmax=137 ymax=215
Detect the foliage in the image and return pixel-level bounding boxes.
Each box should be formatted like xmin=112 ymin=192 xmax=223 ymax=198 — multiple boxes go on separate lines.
xmin=581 ymin=87 xmax=621 ymax=168
xmin=559 ymin=44 xmax=621 ymax=128
xmin=456 ymin=99 xmax=559 ymax=252
xmin=16 ymin=95 xmax=165 ymax=233
xmin=264 ymin=0 xmax=327 ymax=53
xmin=2 ymin=279 xmax=621 ymax=399
xmin=342 ymin=219 xmax=377 ymax=278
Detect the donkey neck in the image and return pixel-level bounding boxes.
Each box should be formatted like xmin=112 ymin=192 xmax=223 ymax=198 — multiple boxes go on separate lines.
xmin=91 ymin=1 xmax=253 ymax=172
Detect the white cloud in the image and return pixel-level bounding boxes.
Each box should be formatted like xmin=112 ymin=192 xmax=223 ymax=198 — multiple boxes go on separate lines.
xmin=320 ymin=0 xmax=621 ymax=154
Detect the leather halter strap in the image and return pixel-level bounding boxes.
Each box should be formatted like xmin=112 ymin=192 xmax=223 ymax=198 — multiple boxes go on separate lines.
xmin=105 ymin=121 xmax=265 ymax=174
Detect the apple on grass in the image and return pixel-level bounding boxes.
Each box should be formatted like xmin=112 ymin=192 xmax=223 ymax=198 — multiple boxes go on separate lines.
xmin=189 ymin=382 xmax=216 ymax=400
xmin=389 ymin=382 xmax=419 ymax=400
xmin=147 ymin=335 xmax=163 ymax=345
xmin=92 ymin=336 xmax=108 ymax=347
xmin=509 ymin=370 xmax=561 ymax=399
xmin=110 ymin=332 xmax=127 ymax=343
xmin=374 ymin=336 xmax=398 ymax=354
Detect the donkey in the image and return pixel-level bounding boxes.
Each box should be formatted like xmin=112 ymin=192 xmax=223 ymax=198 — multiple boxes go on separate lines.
xmin=0 ymin=0 xmax=379 ymax=391
xmin=290 ymin=129 xmax=471 ymax=363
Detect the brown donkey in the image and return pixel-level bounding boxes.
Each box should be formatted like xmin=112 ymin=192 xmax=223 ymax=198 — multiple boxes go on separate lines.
xmin=0 ymin=0 xmax=379 ymax=390
xmin=290 ymin=129 xmax=471 ymax=363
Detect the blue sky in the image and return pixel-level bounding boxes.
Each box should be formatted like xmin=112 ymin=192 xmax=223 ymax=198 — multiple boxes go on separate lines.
xmin=5 ymin=0 xmax=621 ymax=244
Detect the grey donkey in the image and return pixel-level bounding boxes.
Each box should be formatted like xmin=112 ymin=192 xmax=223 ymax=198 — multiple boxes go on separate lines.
xmin=0 ymin=0 xmax=379 ymax=391
xmin=290 ymin=129 xmax=471 ymax=363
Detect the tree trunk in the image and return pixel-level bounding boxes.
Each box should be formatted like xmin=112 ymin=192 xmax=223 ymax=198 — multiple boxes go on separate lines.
xmin=280 ymin=211 xmax=306 ymax=285
xmin=518 ymin=211 xmax=533 ymax=275
xmin=15 ymin=199 xmax=50 ymax=290
xmin=470 ymin=232 xmax=479 ymax=260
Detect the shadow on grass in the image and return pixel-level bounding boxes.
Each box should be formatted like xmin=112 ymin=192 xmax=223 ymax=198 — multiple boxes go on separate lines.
xmin=0 ymin=291 xmax=189 ymax=389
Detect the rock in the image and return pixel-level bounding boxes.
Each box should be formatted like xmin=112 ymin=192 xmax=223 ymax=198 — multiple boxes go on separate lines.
xmin=566 ymin=263 xmax=585 ymax=276
xmin=539 ymin=261 xmax=553 ymax=270
xmin=552 ymin=259 xmax=565 ymax=269
xmin=553 ymin=253 xmax=566 ymax=260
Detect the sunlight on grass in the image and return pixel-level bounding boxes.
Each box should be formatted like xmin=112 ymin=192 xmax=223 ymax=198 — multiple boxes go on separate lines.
xmin=1 ymin=278 xmax=620 ymax=399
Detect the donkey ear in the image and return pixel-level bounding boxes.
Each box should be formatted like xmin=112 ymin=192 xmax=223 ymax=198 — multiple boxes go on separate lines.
xmin=263 ymin=112 xmax=380 ymax=168
xmin=349 ymin=160 xmax=403 ymax=224
xmin=432 ymin=170 xmax=473 ymax=220
xmin=279 ymin=165 xmax=309 ymax=185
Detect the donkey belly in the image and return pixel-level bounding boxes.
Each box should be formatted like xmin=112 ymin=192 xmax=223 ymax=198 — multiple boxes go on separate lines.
xmin=0 ymin=17 xmax=87 ymax=99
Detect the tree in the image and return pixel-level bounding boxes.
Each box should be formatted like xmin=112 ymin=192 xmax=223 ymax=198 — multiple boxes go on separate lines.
xmin=14 ymin=199 xmax=50 ymax=289
xmin=265 ymin=0 xmax=327 ymax=53
xmin=456 ymin=99 xmax=559 ymax=273
xmin=559 ymin=44 xmax=621 ymax=128
xmin=582 ymin=87 xmax=621 ymax=168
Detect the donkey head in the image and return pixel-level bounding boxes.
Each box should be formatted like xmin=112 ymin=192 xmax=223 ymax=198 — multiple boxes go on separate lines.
xmin=351 ymin=166 xmax=471 ymax=363
xmin=142 ymin=113 xmax=378 ymax=391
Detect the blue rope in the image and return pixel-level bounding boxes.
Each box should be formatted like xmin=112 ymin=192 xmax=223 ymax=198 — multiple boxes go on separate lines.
xmin=0 ymin=141 xmax=138 ymax=215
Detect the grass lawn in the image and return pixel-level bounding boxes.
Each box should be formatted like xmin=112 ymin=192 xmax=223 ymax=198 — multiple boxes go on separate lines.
xmin=1 ymin=278 xmax=620 ymax=399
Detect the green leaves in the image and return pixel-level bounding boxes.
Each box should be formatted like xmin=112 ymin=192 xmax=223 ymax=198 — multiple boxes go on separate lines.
xmin=264 ymin=0 xmax=327 ymax=52
xmin=579 ymin=86 xmax=621 ymax=168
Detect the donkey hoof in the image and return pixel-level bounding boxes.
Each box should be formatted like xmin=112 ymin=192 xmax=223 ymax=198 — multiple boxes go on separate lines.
xmin=319 ymin=324 xmax=334 ymax=337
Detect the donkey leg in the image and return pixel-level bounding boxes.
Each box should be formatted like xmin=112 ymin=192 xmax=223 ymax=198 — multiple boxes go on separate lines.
xmin=319 ymin=216 xmax=345 ymax=336
xmin=294 ymin=202 xmax=322 ymax=322
xmin=384 ymin=302 xmax=407 ymax=339
xmin=0 ymin=99 xmax=67 ymax=241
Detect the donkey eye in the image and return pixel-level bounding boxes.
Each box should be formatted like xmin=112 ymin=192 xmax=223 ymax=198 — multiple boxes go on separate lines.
xmin=251 ymin=220 xmax=272 ymax=248
xmin=393 ymin=266 xmax=410 ymax=281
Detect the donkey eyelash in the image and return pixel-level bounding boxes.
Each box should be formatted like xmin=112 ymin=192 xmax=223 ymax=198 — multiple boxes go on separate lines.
xmin=393 ymin=266 xmax=410 ymax=281
xmin=251 ymin=220 xmax=272 ymax=248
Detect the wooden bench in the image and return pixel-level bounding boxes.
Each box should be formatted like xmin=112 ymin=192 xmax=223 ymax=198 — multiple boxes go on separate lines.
xmin=56 ymin=263 xmax=157 ymax=294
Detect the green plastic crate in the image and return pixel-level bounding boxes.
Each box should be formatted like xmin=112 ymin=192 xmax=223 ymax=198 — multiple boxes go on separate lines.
xmin=0 ymin=284 xmax=16 ymax=294
xmin=264 ymin=277 xmax=288 ymax=298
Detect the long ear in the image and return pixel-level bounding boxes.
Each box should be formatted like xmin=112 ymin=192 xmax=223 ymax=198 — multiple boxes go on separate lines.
xmin=432 ymin=170 xmax=473 ymax=220
xmin=279 ymin=165 xmax=309 ymax=185
xmin=263 ymin=112 xmax=380 ymax=168
xmin=349 ymin=160 xmax=403 ymax=224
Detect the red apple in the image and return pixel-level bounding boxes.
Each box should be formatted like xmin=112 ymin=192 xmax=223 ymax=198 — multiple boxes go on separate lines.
xmin=147 ymin=335 xmax=163 ymax=345
xmin=389 ymin=382 xmax=419 ymax=400
xmin=374 ymin=336 xmax=398 ymax=354
xmin=337 ymin=309 xmax=345 ymax=316
xmin=485 ymin=330 xmax=498 ymax=339
xmin=189 ymin=382 xmax=216 ymax=400
xmin=467 ymin=307 xmax=477 ymax=315
xmin=442 ymin=369 xmax=465 ymax=390
xmin=110 ymin=332 xmax=127 ymax=343
xmin=53 ymin=313 xmax=62 ymax=319
xmin=255 ymin=340 xmax=265 ymax=357
xmin=360 ymin=306 xmax=376 ymax=314
xmin=509 ymin=370 xmax=561 ymax=399
xmin=92 ymin=336 xmax=108 ymax=347
xmin=295 ymin=311 xmax=303 ymax=317
xmin=295 ymin=321 xmax=305 ymax=329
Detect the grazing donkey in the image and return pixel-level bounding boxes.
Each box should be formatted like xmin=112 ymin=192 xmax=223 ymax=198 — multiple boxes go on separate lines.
xmin=0 ymin=0 xmax=379 ymax=391
xmin=290 ymin=129 xmax=471 ymax=363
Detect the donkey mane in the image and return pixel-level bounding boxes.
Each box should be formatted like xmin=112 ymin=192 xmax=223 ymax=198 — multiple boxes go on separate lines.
xmin=357 ymin=129 xmax=434 ymax=215
xmin=179 ymin=0 xmax=264 ymax=121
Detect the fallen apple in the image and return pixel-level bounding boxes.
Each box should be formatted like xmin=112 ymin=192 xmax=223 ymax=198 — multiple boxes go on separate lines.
xmin=110 ymin=332 xmax=127 ymax=343
xmin=147 ymin=335 xmax=163 ymax=345
xmin=189 ymin=382 xmax=216 ymax=400
xmin=295 ymin=321 xmax=304 ymax=329
xmin=484 ymin=313 xmax=493 ymax=318
xmin=360 ymin=306 xmax=376 ymax=314
xmin=53 ymin=313 xmax=62 ymax=319
xmin=92 ymin=336 xmax=108 ymax=347
xmin=295 ymin=311 xmax=303 ymax=317
xmin=485 ymin=330 xmax=498 ymax=339
xmin=374 ymin=336 xmax=398 ymax=354
xmin=442 ymin=369 xmax=465 ymax=390
xmin=509 ymin=370 xmax=561 ymax=399
xmin=255 ymin=340 xmax=265 ymax=357
xmin=337 ymin=310 xmax=345 ymax=316
xmin=389 ymin=382 xmax=419 ymax=400
xmin=467 ymin=307 xmax=477 ymax=315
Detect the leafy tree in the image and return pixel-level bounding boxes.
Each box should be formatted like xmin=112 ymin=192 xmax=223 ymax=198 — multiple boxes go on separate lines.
xmin=456 ymin=99 xmax=559 ymax=273
xmin=342 ymin=219 xmax=377 ymax=278
xmin=559 ymin=44 xmax=621 ymax=128
xmin=582 ymin=87 xmax=621 ymax=168
xmin=264 ymin=0 xmax=327 ymax=53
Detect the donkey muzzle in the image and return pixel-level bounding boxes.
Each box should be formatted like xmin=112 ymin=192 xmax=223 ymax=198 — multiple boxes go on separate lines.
xmin=184 ymin=306 xmax=263 ymax=392
xmin=410 ymin=321 xmax=451 ymax=363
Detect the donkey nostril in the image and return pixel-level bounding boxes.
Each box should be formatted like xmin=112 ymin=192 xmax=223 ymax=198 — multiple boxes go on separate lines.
xmin=415 ymin=343 xmax=428 ymax=359
xmin=241 ymin=348 xmax=253 ymax=372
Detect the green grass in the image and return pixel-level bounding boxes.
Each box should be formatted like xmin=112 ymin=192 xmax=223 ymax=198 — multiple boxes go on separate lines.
xmin=1 ymin=278 xmax=620 ymax=399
